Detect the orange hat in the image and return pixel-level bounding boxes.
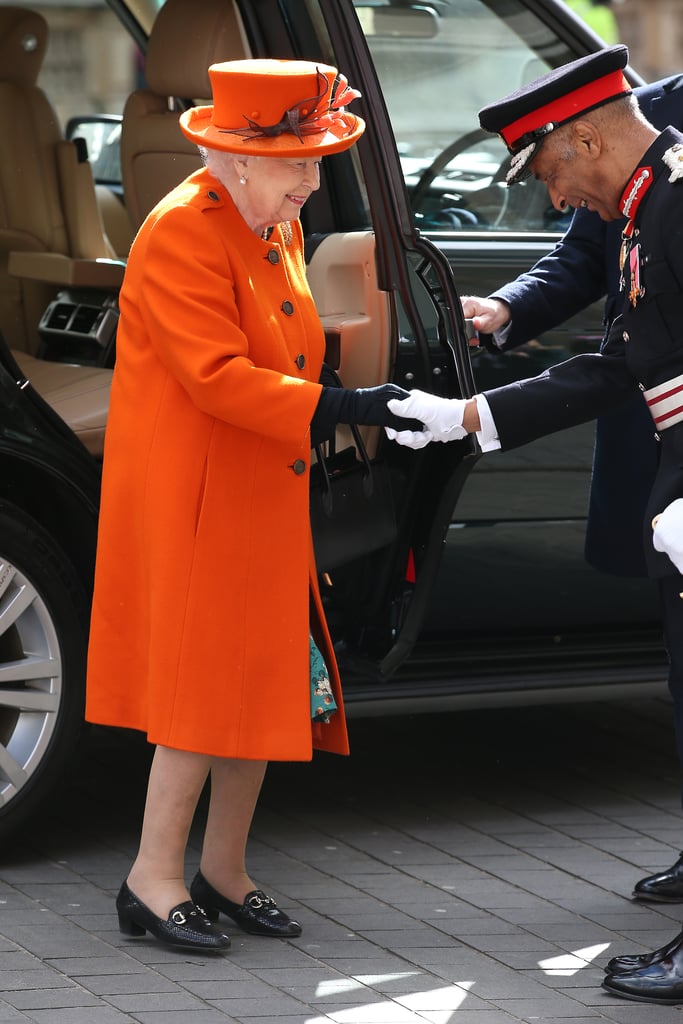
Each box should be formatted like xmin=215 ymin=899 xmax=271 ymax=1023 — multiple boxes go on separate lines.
xmin=179 ymin=58 xmax=365 ymax=156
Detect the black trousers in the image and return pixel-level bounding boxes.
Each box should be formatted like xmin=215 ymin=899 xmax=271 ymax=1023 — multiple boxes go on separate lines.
xmin=660 ymin=575 xmax=683 ymax=804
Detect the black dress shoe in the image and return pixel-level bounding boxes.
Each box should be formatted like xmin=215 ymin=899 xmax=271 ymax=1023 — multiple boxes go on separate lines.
xmin=116 ymin=881 xmax=231 ymax=951
xmin=190 ymin=870 xmax=302 ymax=937
xmin=605 ymin=932 xmax=683 ymax=974
xmin=633 ymin=851 xmax=683 ymax=901
xmin=602 ymin=937 xmax=683 ymax=1004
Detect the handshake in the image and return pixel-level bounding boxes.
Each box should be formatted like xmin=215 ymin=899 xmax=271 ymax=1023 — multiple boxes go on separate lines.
xmin=385 ymin=389 xmax=473 ymax=449
xmin=311 ymin=383 xmax=473 ymax=445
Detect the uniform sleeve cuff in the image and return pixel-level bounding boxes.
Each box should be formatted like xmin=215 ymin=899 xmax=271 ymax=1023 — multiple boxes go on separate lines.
xmin=474 ymin=394 xmax=501 ymax=452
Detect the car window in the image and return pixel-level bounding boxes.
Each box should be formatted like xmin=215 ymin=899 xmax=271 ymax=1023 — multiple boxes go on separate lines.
xmin=354 ymin=0 xmax=576 ymax=234
xmin=31 ymin=0 xmax=136 ymax=182
xmin=35 ymin=0 xmax=136 ymax=126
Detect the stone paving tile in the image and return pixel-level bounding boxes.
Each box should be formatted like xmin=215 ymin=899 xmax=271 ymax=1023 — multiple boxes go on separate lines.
xmin=107 ymin=990 xmax=219 ymax=1013
xmin=0 ymin=1005 xmax=31 ymax=1023
xmin=207 ymin=993 xmax=311 ymax=1015
xmin=419 ymin=917 xmax=519 ymax=939
xmin=0 ymin=864 xmax=82 ymax=886
xmin=0 ymin=970 xmax=74 ymax=992
xmin=5 ymin=988 xmax=102 ymax=1010
xmin=600 ymin=1006 xmax=683 ymax=1022
xmin=433 ymin=1015 xmax=563 ymax=1024
xmin=14 ymin=884 xmax=114 ymax=916
xmin=133 ymin=1014 xmax=236 ymax=1024
xmin=76 ymin=971 xmax=181 ymax=995
xmin=491 ymin=993 xmax=602 ymax=1017
xmin=152 ymin=961 xmax=251 ymax=984
xmin=0 ymin=953 xmax=42 ymax=972
xmin=42 ymin=956 xmax=145 ymax=977
xmin=0 ymin=909 xmax=64 ymax=930
xmin=184 ymin=976 xmax=299 ymax=1000
xmin=26 ymin=1009 xmax=134 ymax=1023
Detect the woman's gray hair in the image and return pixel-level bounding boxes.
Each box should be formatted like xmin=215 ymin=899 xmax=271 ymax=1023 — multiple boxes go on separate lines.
xmin=201 ymin=146 xmax=242 ymax=187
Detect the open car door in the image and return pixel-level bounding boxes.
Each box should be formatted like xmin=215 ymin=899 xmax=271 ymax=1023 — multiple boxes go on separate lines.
xmin=271 ymin=0 xmax=482 ymax=693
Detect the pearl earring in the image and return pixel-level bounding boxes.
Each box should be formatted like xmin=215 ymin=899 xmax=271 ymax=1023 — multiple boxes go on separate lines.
xmin=239 ymin=176 xmax=247 ymax=185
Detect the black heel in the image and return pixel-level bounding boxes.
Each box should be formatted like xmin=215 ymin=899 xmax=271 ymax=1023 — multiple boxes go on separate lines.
xmin=190 ymin=870 xmax=302 ymax=937
xmin=115 ymin=881 xmax=231 ymax=950
xmin=117 ymin=909 xmax=146 ymax=936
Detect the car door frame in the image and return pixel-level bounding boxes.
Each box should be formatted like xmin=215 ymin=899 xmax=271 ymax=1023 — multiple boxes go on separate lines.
xmin=278 ymin=0 xmax=484 ymax=678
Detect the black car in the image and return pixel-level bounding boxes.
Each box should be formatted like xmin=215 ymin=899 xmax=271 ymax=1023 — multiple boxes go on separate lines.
xmin=0 ymin=0 xmax=663 ymax=839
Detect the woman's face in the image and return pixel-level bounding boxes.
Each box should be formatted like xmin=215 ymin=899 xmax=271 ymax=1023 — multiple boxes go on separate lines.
xmin=238 ymin=155 xmax=321 ymax=232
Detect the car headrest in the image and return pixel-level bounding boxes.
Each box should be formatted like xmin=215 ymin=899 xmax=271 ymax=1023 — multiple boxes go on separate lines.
xmin=144 ymin=0 xmax=248 ymax=101
xmin=0 ymin=7 xmax=48 ymax=86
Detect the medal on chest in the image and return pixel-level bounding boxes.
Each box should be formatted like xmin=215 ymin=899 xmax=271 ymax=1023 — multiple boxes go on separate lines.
xmin=627 ymin=241 xmax=644 ymax=307
xmin=619 ymin=222 xmax=642 ymax=304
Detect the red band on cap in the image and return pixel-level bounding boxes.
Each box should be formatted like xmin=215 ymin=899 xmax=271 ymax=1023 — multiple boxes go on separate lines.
xmin=501 ymin=70 xmax=630 ymax=150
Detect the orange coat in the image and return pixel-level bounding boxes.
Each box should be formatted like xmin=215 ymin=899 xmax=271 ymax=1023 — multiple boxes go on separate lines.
xmin=85 ymin=167 xmax=348 ymax=760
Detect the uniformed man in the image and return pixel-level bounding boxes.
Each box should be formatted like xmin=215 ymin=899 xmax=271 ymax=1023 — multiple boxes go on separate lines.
xmin=385 ymin=44 xmax=683 ymax=1005
xmin=461 ymin=73 xmax=683 ymax=915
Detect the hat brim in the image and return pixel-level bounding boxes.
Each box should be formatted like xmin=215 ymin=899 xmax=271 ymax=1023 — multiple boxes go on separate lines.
xmin=180 ymin=104 xmax=365 ymax=156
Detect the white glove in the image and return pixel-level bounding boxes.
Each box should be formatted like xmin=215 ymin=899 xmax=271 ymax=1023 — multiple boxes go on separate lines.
xmin=652 ymin=498 xmax=683 ymax=573
xmin=385 ymin=425 xmax=435 ymax=449
xmin=387 ymin=390 xmax=468 ymax=442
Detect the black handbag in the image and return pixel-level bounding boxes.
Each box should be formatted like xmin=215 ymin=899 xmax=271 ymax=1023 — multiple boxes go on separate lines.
xmin=310 ymin=418 xmax=397 ymax=573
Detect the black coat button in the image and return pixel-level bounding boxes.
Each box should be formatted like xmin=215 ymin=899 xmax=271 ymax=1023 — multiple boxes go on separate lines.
xmin=295 ymin=354 xmax=306 ymax=369
xmin=292 ymin=459 xmax=306 ymax=475
xmin=267 ymin=249 xmax=280 ymax=265
xmin=282 ymin=300 xmax=294 ymax=316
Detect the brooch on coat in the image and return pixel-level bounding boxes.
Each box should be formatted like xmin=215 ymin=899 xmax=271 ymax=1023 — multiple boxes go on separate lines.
xmin=663 ymin=143 xmax=683 ymax=183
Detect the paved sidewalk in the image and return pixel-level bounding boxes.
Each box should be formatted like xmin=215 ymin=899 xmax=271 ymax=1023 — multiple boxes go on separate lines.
xmin=3 ymin=696 xmax=683 ymax=1022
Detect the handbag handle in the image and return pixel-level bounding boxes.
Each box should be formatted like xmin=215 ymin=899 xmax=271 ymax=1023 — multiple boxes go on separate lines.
xmin=314 ymin=421 xmax=375 ymax=518
xmin=314 ymin=365 xmax=377 ymax=515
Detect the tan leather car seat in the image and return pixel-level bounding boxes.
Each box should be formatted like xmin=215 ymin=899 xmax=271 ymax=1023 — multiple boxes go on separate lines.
xmin=12 ymin=350 xmax=113 ymax=458
xmin=120 ymin=0 xmax=250 ymax=231
xmin=0 ymin=7 xmax=115 ymax=354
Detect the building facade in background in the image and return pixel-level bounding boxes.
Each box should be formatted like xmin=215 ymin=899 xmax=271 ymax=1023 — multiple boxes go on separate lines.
xmin=613 ymin=0 xmax=682 ymax=81
xmin=34 ymin=1 xmax=136 ymax=128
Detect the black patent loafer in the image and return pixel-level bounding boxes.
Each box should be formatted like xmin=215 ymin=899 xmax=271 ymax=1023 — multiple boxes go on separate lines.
xmin=602 ymin=950 xmax=683 ymax=1005
xmin=116 ymin=881 xmax=231 ymax=951
xmin=190 ymin=870 xmax=302 ymax=937
xmin=633 ymin=852 xmax=683 ymax=902
xmin=605 ymin=932 xmax=683 ymax=974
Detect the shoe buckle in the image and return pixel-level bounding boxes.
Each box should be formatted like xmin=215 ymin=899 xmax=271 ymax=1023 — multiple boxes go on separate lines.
xmin=248 ymin=892 xmax=274 ymax=910
xmin=171 ymin=909 xmax=187 ymax=925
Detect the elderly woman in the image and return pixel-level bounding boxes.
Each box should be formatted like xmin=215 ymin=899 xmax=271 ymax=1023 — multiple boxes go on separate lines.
xmin=85 ymin=58 xmax=414 ymax=951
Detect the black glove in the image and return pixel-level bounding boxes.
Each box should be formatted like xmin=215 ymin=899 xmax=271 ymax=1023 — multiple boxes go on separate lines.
xmin=311 ymin=384 xmax=423 ymax=446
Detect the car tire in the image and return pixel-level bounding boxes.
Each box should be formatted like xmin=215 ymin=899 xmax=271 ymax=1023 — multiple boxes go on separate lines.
xmin=0 ymin=501 xmax=89 ymax=841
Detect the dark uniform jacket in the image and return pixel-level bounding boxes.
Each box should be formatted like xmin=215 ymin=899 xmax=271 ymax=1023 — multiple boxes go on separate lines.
xmin=493 ymin=75 xmax=683 ymax=576
xmin=485 ymin=127 xmax=683 ymax=579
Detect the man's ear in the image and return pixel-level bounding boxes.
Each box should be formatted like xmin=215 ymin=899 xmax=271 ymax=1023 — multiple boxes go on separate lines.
xmin=572 ymin=119 xmax=602 ymax=158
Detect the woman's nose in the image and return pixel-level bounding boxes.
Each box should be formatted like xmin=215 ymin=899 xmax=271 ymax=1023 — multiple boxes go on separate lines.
xmin=305 ymin=164 xmax=321 ymax=190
